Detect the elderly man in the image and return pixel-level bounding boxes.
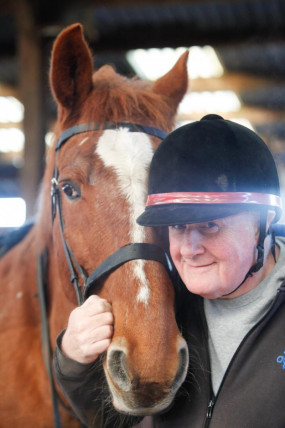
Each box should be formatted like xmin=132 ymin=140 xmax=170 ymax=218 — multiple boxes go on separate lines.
xmin=54 ymin=114 xmax=285 ymax=427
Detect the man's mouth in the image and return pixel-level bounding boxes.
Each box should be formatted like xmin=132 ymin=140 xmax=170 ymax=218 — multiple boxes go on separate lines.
xmin=183 ymin=260 xmax=216 ymax=269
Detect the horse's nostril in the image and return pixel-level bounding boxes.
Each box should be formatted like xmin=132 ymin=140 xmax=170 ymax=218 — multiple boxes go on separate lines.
xmin=107 ymin=349 xmax=131 ymax=391
xmin=173 ymin=345 xmax=189 ymax=390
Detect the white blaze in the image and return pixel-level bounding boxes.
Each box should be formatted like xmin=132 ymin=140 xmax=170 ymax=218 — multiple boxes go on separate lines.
xmin=96 ymin=128 xmax=154 ymax=303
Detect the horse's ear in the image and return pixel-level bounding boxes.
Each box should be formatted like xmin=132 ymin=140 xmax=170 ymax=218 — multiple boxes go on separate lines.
xmin=50 ymin=23 xmax=93 ymax=110
xmin=153 ymin=51 xmax=189 ymax=108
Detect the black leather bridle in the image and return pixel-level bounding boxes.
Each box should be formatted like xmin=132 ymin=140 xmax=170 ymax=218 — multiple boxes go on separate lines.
xmin=50 ymin=121 xmax=173 ymax=305
xmin=38 ymin=121 xmax=174 ymax=428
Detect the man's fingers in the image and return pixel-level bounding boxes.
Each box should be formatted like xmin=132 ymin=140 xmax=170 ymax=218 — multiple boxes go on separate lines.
xmin=82 ymin=295 xmax=112 ymax=316
xmin=61 ymin=295 xmax=114 ymax=363
xmin=81 ymin=338 xmax=112 ymax=361
xmin=69 ymin=305 xmax=114 ymax=332
xmin=90 ymin=324 xmax=113 ymax=342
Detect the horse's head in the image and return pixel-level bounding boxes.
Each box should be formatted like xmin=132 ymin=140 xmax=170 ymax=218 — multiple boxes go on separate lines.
xmin=41 ymin=24 xmax=189 ymax=416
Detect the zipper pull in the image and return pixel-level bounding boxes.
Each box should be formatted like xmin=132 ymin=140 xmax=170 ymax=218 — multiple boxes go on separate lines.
xmin=206 ymin=399 xmax=215 ymax=419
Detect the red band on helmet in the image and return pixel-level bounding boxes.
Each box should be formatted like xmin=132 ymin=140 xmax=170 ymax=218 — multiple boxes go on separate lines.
xmin=146 ymin=192 xmax=282 ymax=209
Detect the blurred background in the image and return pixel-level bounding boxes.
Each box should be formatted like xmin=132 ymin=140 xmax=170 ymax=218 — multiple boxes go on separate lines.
xmin=0 ymin=0 xmax=285 ymax=231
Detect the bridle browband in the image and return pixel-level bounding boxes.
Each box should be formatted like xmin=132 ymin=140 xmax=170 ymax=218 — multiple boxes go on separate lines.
xmin=55 ymin=121 xmax=168 ymax=151
xmin=50 ymin=121 xmax=171 ymax=305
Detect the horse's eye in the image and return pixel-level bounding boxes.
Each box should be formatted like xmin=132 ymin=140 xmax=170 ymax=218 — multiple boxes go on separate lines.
xmin=62 ymin=183 xmax=80 ymax=200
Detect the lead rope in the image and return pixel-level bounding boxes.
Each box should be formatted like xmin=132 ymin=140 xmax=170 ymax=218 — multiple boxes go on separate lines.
xmin=37 ymin=250 xmax=65 ymax=428
xmin=37 ymin=250 xmax=85 ymax=427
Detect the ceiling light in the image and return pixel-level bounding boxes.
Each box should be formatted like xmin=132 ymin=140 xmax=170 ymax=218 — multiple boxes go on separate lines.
xmin=178 ymin=91 xmax=241 ymax=115
xmin=189 ymin=46 xmax=224 ymax=79
xmin=0 ymin=198 xmax=26 ymax=227
xmin=0 ymin=97 xmax=24 ymax=123
xmin=45 ymin=131 xmax=55 ymax=147
xmin=126 ymin=46 xmax=224 ymax=81
xmin=0 ymin=128 xmax=25 ymax=153
xmin=230 ymin=118 xmax=255 ymax=131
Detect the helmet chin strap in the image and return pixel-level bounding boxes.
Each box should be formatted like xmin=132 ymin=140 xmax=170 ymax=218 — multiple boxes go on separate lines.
xmin=222 ymin=211 xmax=271 ymax=297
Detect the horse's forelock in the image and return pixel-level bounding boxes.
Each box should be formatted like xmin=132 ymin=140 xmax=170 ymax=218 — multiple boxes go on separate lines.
xmin=83 ymin=68 xmax=174 ymax=131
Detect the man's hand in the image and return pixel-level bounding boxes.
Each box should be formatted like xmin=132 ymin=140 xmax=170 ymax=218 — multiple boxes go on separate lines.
xmin=61 ymin=295 xmax=113 ymax=364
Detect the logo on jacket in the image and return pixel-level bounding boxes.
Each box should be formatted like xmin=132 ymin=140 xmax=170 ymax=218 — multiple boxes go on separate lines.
xmin=276 ymin=351 xmax=285 ymax=370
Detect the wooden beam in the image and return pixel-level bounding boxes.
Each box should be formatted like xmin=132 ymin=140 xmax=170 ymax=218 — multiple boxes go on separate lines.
xmin=178 ymin=72 xmax=285 ymax=127
xmin=178 ymin=106 xmax=285 ymax=125
xmin=190 ymin=73 xmax=284 ymax=93
xmin=13 ymin=0 xmax=46 ymax=220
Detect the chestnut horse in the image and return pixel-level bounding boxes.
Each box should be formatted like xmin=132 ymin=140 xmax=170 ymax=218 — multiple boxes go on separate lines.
xmin=0 ymin=24 xmax=189 ymax=427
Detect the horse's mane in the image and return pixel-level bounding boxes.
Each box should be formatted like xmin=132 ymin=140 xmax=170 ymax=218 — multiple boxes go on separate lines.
xmin=0 ymin=222 xmax=34 ymax=258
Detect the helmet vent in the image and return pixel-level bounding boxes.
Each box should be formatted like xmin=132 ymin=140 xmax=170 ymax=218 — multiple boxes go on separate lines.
xmin=216 ymin=174 xmax=229 ymax=191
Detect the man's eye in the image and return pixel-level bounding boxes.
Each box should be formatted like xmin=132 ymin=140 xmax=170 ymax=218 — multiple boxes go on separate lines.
xmin=62 ymin=183 xmax=80 ymax=200
xmin=200 ymin=221 xmax=219 ymax=232
xmin=206 ymin=222 xmax=217 ymax=228
xmin=171 ymin=224 xmax=186 ymax=230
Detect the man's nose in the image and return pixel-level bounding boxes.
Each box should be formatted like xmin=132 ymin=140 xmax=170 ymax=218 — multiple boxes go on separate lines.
xmin=181 ymin=228 xmax=205 ymax=257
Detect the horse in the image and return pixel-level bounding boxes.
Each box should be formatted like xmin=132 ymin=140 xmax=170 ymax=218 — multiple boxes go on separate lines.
xmin=0 ymin=23 xmax=189 ymax=427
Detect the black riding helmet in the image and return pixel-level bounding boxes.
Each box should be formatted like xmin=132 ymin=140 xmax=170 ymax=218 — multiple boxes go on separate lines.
xmin=137 ymin=114 xmax=282 ymax=288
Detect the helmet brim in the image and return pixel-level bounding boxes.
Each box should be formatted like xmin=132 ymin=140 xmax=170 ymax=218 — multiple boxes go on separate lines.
xmin=136 ymin=203 xmax=272 ymax=227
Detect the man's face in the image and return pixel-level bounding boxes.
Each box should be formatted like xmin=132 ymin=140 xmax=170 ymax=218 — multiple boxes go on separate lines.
xmin=169 ymin=212 xmax=259 ymax=299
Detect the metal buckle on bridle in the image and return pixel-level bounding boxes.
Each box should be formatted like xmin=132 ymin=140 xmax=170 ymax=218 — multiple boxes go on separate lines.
xmin=51 ymin=177 xmax=59 ymax=222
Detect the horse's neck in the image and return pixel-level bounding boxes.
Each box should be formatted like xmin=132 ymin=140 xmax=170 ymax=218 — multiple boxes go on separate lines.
xmin=0 ymin=227 xmax=40 ymax=326
xmin=0 ymin=224 xmax=77 ymax=345
xmin=0 ymin=227 xmax=80 ymax=426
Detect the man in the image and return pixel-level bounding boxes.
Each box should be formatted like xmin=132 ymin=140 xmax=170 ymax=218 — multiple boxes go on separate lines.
xmin=54 ymin=114 xmax=285 ymax=427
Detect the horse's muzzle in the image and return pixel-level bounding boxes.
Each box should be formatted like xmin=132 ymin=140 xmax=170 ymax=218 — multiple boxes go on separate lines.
xmin=104 ymin=337 xmax=189 ymax=416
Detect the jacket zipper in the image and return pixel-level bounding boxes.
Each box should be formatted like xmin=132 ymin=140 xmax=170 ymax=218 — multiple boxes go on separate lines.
xmin=204 ymin=398 xmax=215 ymax=427
xmin=198 ymin=298 xmax=216 ymax=428
xmin=203 ymin=286 xmax=285 ymax=427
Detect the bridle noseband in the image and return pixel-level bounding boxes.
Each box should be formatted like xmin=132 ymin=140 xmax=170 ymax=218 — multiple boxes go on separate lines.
xmin=50 ymin=121 xmax=173 ymax=305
